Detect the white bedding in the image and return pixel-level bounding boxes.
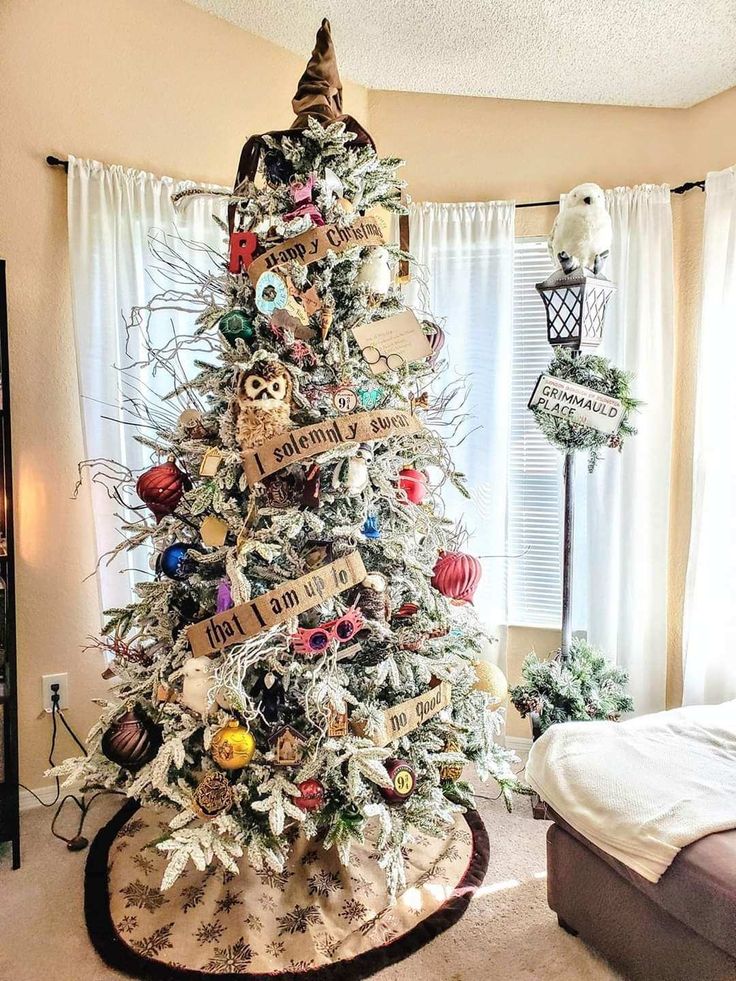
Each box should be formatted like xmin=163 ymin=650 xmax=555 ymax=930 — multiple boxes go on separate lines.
xmin=525 ymin=700 xmax=736 ymax=882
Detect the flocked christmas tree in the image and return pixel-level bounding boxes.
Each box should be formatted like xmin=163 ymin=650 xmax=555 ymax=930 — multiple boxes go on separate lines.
xmin=56 ymin=20 xmax=519 ymax=895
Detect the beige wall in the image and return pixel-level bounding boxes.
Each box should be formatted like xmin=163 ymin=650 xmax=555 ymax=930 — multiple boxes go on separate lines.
xmin=368 ymin=86 xmax=736 ymax=735
xmin=0 ymin=0 xmax=368 ymax=788
xmin=1 ymin=0 xmax=734 ymax=783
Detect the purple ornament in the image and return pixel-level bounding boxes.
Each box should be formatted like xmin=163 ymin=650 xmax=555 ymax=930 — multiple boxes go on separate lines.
xmin=216 ymin=579 xmax=234 ymax=613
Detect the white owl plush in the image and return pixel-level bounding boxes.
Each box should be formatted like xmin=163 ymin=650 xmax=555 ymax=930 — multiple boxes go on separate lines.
xmin=355 ymin=246 xmax=393 ymax=296
xmin=181 ymin=657 xmax=214 ymax=717
xmin=549 ymin=183 xmax=612 ymax=274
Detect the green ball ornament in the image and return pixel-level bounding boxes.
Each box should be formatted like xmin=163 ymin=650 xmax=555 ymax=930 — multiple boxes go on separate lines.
xmin=219 ymin=310 xmax=255 ymax=345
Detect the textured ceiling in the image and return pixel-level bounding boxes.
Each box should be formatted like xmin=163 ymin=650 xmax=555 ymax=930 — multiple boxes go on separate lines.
xmin=184 ymin=0 xmax=736 ymax=108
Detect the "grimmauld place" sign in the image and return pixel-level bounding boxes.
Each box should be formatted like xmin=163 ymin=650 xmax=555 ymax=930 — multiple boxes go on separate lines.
xmin=186 ymin=552 xmax=367 ymax=656
xmin=242 ymin=408 xmax=423 ymax=485
xmin=528 ymin=374 xmax=624 ymax=435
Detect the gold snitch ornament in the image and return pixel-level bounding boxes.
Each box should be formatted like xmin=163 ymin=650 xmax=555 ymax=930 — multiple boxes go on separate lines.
xmin=210 ymin=719 xmax=256 ymax=770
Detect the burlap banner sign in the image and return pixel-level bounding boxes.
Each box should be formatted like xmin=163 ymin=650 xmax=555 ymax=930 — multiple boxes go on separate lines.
xmin=242 ymin=408 xmax=423 ymax=485
xmin=248 ymin=216 xmax=385 ymax=283
xmin=187 ymin=552 xmax=367 ymax=657
xmin=359 ymin=682 xmax=452 ymax=747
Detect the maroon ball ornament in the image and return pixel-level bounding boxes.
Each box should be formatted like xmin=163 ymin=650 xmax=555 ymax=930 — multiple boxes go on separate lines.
xmin=432 ymin=550 xmax=482 ymax=604
xmin=101 ymin=708 xmax=163 ymax=771
xmin=398 ymin=468 xmax=428 ymax=504
xmin=380 ymin=759 xmax=417 ymax=804
xmin=136 ymin=459 xmax=189 ymax=523
xmin=294 ymin=778 xmax=326 ymax=812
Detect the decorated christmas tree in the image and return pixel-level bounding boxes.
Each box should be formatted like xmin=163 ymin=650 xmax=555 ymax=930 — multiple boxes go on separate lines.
xmin=57 ymin=20 xmax=519 ymax=897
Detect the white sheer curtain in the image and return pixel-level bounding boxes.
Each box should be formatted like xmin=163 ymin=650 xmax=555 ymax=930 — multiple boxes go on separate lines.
xmin=408 ymin=202 xmax=516 ymax=627
xmin=575 ymin=185 xmax=675 ymax=715
xmin=67 ymin=156 xmax=227 ymax=617
xmin=683 ymin=167 xmax=736 ymax=704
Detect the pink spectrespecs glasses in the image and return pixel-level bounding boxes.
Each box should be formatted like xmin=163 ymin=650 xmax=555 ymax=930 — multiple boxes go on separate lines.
xmin=291 ymin=608 xmax=365 ymax=656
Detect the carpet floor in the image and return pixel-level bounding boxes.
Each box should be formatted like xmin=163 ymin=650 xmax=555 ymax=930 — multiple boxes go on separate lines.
xmin=0 ymin=792 xmax=619 ymax=981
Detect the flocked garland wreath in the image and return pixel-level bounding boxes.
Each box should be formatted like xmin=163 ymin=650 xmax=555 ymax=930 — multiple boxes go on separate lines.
xmin=532 ymin=348 xmax=641 ymax=471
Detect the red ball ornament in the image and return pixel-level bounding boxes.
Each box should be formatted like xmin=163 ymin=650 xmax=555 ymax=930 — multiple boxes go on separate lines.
xmin=398 ymin=468 xmax=428 ymax=504
xmin=101 ymin=708 xmax=162 ymax=771
xmin=380 ymin=759 xmax=416 ymax=804
xmin=432 ymin=551 xmax=482 ymax=604
xmin=294 ymin=778 xmax=326 ymax=812
xmin=136 ymin=459 xmax=189 ymax=523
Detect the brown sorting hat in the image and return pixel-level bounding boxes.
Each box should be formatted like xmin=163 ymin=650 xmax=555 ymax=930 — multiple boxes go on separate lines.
xmin=231 ymin=18 xmax=374 ymax=202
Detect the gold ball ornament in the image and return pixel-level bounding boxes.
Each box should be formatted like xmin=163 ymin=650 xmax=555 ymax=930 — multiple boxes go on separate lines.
xmin=473 ymin=661 xmax=508 ymax=707
xmin=193 ymin=771 xmax=234 ymax=819
xmin=210 ymin=719 xmax=256 ymax=771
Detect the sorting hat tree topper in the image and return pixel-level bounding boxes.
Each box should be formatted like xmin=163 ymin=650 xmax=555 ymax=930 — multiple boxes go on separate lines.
xmin=511 ymin=182 xmax=637 ymax=739
xmin=55 ymin=19 xmax=520 ymax=898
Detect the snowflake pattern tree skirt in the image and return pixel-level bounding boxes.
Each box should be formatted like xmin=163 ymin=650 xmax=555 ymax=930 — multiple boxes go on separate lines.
xmin=85 ymin=801 xmax=489 ymax=980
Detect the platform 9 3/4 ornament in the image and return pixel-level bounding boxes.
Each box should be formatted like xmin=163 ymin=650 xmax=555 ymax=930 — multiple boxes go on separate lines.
xmin=333 ymin=387 xmax=358 ymax=413
xmin=380 ymin=758 xmax=417 ymax=804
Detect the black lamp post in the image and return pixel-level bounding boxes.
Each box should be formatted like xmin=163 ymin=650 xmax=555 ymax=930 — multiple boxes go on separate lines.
xmin=535 ymin=266 xmax=616 ymax=660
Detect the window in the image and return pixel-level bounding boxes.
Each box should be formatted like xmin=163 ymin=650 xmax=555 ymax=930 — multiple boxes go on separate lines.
xmin=507 ymin=238 xmax=563 ymax=627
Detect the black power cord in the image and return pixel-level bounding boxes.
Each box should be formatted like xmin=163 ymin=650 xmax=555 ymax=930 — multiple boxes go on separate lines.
xmin=18 ymin=686 xmax=120 ymax=852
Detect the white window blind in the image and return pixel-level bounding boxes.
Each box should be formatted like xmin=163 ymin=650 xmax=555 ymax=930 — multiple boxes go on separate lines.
xmin=508 ymin=238 xmax=563 ymax=627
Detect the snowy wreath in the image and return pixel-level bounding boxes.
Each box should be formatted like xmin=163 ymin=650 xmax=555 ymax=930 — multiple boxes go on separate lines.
xmin=531 ymin=348 xmax=640 ymax=471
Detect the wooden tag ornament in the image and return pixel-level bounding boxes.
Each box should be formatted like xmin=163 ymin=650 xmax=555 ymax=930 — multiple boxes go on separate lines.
xmin=269 ymin=724 xmax=306 ymax=765
xmin=200 ymin=515 xmax=229 ymax=547
xmin=327 ymin=706 xmax=348 ymax=738
xmin=199 ymin=448 xmax=223 ymax=477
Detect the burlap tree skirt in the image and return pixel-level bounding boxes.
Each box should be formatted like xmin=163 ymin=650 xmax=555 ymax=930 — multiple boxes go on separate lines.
xmin=85 ymin=800 xmax=488 ymax=980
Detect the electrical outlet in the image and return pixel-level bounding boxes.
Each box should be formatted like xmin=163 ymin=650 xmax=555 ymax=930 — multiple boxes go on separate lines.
xmin=42 ymin=673 xmax=69 ymax=713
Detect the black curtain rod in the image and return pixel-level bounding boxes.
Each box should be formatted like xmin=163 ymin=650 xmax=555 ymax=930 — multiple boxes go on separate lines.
xmin=45 ymin=155 xmax=705 ymax=206
xmin=516 ymin=179 xmax=705 ymax=208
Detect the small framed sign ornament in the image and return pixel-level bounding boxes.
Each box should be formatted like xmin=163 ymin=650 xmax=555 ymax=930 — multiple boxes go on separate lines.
xmin=528 ymin=374 xmax=624 ymax=436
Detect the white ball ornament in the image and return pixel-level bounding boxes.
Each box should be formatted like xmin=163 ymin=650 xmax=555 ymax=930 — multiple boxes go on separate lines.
xmin=181 ymin=657 xmax=215 ymax=717
xmin=356 ymin=246 xmax=392 ymax=296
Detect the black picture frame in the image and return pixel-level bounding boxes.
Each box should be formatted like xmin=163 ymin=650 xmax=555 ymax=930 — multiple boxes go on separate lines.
xmin=0 ymin=258 xmax=20 ymax=868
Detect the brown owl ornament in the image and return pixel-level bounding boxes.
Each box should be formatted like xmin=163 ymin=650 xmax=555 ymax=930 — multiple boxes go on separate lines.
xmin=233 ymin=360 xmax=293 ymax=453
